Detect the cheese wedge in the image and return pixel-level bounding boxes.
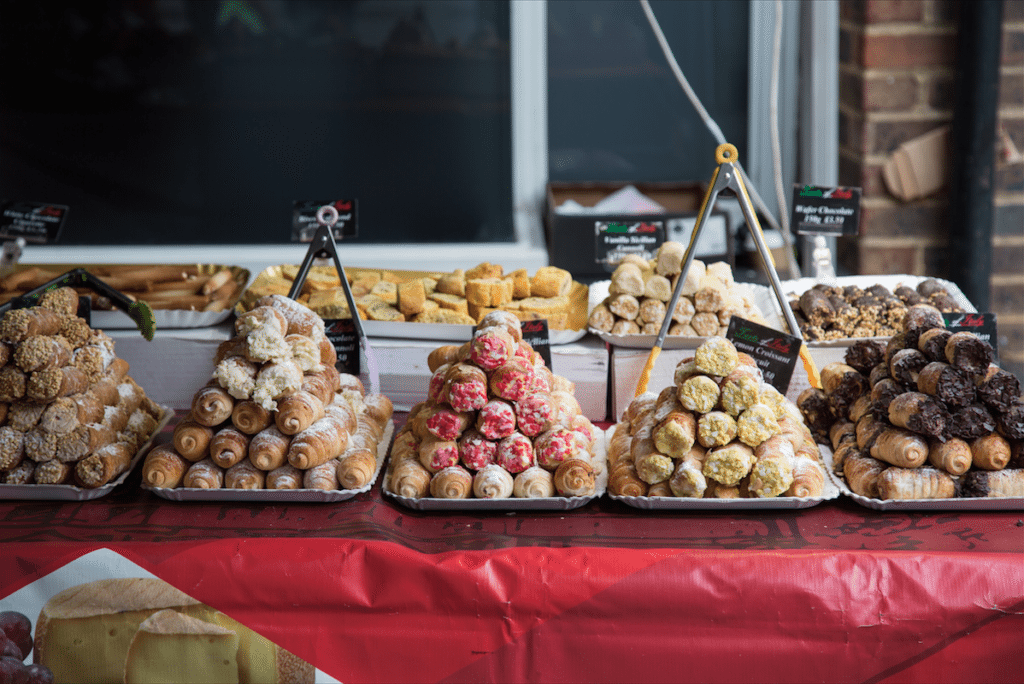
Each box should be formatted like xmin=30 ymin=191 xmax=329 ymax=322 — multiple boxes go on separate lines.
xmin=124 ymin=609 xmax=239 ymax=684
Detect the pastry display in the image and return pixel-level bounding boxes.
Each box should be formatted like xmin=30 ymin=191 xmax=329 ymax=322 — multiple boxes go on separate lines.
xmin=0 ymin=288 xmax=165 ymax=488
xmin=0 ymin=264 xmax=248 ymax=313
xmin=241 ymin=263 xmax=589 ymax=330
xmin=142 ymin=295 xmax=393 ymax=493
xmin=588 ymin=242 xmax=770 ymax=337
xmin=785 ymin=279 xmax=965 ymax=341
xmin=798 ymin=311 xmax=1023 ymax=500
xmin=386 ymin=312 xmax=602 ymax=500
xmin=608 ymin=337 xmax=827 ymax=499
xmin=32 ymin=577 xmax=313 ymax=683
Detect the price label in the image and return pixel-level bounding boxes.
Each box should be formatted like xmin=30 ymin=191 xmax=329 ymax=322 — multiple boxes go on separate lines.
xmin=0 ymin=200 xmax=70 ymax=243
xmin=726 ymin=316 xmax=802 ymax=393
xmin=594 ymin=220 xmax=664 ymax=265
xmin=292 ymin=200 xmax=357 ymax=242
xmin=791 ymin=185 xmax=861 ymax=236
xmin=943 ymin=312 xmax=998 ymax=362
xmin=324 ymin=318 xmax=360 ymax=376
xmin=520 ymin=319 xmax=552 ymax=370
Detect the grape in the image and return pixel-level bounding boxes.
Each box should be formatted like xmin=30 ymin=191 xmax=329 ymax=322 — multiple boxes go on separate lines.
xmin=22 ymin=665 xmax=52 ymax=684
xmin=0 ymin=636 xmax=21 ymax=661
xmin=0 ymin=614 xmax=31 ymax=661
xmin=0 ymin=657 xmax=28 ymax=684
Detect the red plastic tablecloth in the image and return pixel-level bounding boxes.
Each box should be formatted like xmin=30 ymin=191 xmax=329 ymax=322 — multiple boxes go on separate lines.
xmin=2 ymin=539 xmax=1022 ymax=684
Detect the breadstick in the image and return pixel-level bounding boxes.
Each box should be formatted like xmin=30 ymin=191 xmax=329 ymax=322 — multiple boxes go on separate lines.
xmin=141 ymin=444 xmax=189 ymax=488
xmin=869 ymin=428 xmax=928 ymax=468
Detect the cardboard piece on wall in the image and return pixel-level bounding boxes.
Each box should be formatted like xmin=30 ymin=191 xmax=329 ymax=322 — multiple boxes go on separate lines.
xmin=882 ymin=125 xmax=950 ymax=201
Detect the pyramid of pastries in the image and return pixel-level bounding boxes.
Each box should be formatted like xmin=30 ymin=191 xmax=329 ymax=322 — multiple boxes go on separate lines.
xmin=588 ymin=242 xmax=769 ymax=337
xmin=608 ymin=336 xmax=826 ymax=499
xmin=142 ymin=294 xmax=393 ymax=491
xmin=798 ymin=303 xmax=1023 ymax=499
xmin=387 ymin=311 xmax=601 ymax=500
xmin=0 ymin=287 xmax=164 ymax=487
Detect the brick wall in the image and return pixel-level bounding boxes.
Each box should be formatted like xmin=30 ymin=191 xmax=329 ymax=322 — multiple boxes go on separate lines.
xmin=839 ymin=0 xmax=1024 ymax=381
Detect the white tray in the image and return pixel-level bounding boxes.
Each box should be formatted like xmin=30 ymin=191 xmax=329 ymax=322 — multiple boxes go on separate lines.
xmin=588 ymin=280 xmax=787 ymax=349
xmin=821 ymin=444 xmax=1024 ymax=511
xmin=363 ymin=320 xmax=587 ymax=345
xmin=93 ymin=308 xmax=235 ymax=331
xmin=0 ymin=406 xmax=174 ymax=501
xmin=145 ymin=421 xmax=393 ymax=503
xmin=383 ymin=426 xmax=607 ymax=511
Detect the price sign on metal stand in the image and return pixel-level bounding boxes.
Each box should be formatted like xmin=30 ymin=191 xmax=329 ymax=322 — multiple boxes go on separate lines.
xmin=292 ymin=199 xmax=357 ymax=242
xmin=594 ymin=220 xmax=664 ymax=266
xmin=726 ymin=317 xmax=802 ymax=393
xmin=0 ymin=200 xmax=70 ymax=244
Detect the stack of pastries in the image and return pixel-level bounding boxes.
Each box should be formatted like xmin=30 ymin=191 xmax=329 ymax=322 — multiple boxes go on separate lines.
xmin=0 ymin=287 xmax=165 ymax=487
xmin=798 ymin=303 xmax=1024 ymax=500
xmin=608 ymin=337 xmax=826 ymax=499
xmin=141 ymin=294 xmax=393 ymax=492
xmin=588 ymin=242 xmax=769 ymax=337
xmin=386 ymin=311 xmax=602 ymax=500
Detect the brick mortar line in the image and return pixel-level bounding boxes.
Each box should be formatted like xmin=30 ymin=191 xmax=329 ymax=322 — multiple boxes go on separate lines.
xmin=838 ymin=63 xmax=957 ymax=78
xmin=861 ymin=25 xmax=957 ymax=38
xmin=991 ymin=274 xmax=1024 ymax=284
xmin=853 ymin=111 xmax=954 ymax=123
xmin=861 ymin=196 xmax=946 ymax=208
xmin=994 ymin=195 xmax=1024 ymax=206
xmin=859 ymin=236 xmax=947 ymax=248
xmin=993 ymin=235 xmax=1024 ymax=246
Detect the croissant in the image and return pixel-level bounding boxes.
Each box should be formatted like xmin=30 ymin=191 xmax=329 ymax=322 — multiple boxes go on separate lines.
xmin=473 ymin=464 xmax=514 ymax=499
xmin=75 ymin=441 xmax=134 ymax=488
xmin=266 ymin=463 xmax=303 ymax=489
xmin=429 ymin=465 xmax=473 ymax=499
xmin=554 ymin=458 xmax=596 ymax=497
xmin=173 ymin=414 xmax=215 ymax=462
xmin=877 ymin=466 xmax=954 ymax=500
xmin=141 ymin=444 xmax=189 ymax=488
xmin=336 ymin=447 xmax=377 ymax=490
xmin=248 ymin=425 xmax=291 ymax=471
xmin=389 ymin=458 xmax=431 ymax=498
xmin=183 ymin=457 xmax=225 ymax=489
xmin=287 ymin=415 xmax=348 ymax=469
xmin=512 ymin=466 xmax=556 ymax=498
xmin=191 ymin=384 xmax=235 ymax=427
xmin=231 ymin=400 xmax=274 ymax=435
xmin=209 ymin=427 xmax=251 ymax=469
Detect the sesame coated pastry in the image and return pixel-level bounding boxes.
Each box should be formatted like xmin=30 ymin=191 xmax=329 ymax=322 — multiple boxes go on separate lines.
xmin=13 ymin=335 xmax=73 ymax=372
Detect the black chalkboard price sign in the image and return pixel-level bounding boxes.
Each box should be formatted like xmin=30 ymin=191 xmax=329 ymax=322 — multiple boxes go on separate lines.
xmin=725 ymin=316 xmax=802 ymax=393
xmin=520 ymin=319 xmax=552 ymax=370
xmin=594 ymin=220 xmax=664 ymax=265
xmin=324 ymin=318 xmax=360 ymax=376
xmin=790 ymin=185 xmax=861 ymax=236
xmin=0 ymin=200 xmax=70 ymax=243
xmin=292 ymin=200 xmax=357 ymax=242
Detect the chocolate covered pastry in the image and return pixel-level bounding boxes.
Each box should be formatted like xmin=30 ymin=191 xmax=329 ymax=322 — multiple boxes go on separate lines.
xmin=887 ymin=391 xmax=948 ymax=439
xmin=916 ymin=362 xmax=975 ymax=408
xmin=944 ymin=332 xmax=994 ymax=377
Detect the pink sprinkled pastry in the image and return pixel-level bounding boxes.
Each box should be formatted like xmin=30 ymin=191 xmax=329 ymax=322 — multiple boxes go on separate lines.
xmin=428 ymin=363 xmax=450 ymax=402
xmin=424 ymin=404 xmax=471 ymax=441
xmin=417 ymin=436 xmax=460 ymax=473
xmin=475 ymin=399 xmax=517 ymax=440
xmin=458 ymin=429 xmax=497 ymax=470
xmin=468 ymin=327 xmax=515 ymax=372
xmin=443 ymin=363 xmax=489 ymax=413
xmin=534 ymin=426 xmax=578 ymax=470
xmin=495 ymin=432 xmax=535 ymax=473
xmin=488 ymin=357 xmax=535 ymax=402
xmin=515 ymin=393 xmax=554 ymax=437
xmin=477 ymin=311 xmax=523 ymax=342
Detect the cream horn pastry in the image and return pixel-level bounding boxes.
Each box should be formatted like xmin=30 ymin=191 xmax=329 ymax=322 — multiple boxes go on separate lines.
xmin=829 ymin=419 xmax=857 ymax=451
xmin=272 ymin=391 xmax=324 ymax=436
xmin=73 ymin=344 xmax=115 ymax=382
xmin=693 ymin=337 xmax=739 ymax=377
xmin=488 ymin=357 xmax=535 ymax=403
xmin=24 ymin=429 xmax=57 ymax=463
xmin=252 ymin=358 xmax=303 ymax=411
xmin=315 ymin=332 xmax=337 ymax=367
xmin=212 ymin=356 xmax=258 ymax=400
xmin=998 ymin=400 xmax=1024 ymax=441
xmin=288 ymin=415 xmax=348 ymax=469
xmin=669 ymin=446 xmax=709 ymax=498
xmin=917 ymin=327 xmax=953 ymax=363
xmin=534 ymin=426 xmax=578 ymax=471
xmin=75 ymin=441 xmax=134 ymax=488
xmin=2 ymin=460 xmax=34 ymax=484
xmin=214 ymin=336 xmax=247 ymax=365
xmin=427 ymin=345 xmax=463 ymax=373
xmin=870 ymin=428 xmax=928 ymax=468
xmin=570 ymin=415 xmax=598 ymax=455
xmin=785 ymin=456 xmax=825 ymax=498
xmin=948 ymin=403 xmax=997 ymax=440
xmin=457 ymin=429 xmax=496 ymax=470
xmin=286 ymin=334 xmax=323 ymax=373
xmin=588 ymin=304 xmax=615 ymax=332
xmin=976 ymin=366 xmax=1021 ymax=414
xmin=37 ymin=397 xmax=80 ymax=435
xmin=844 ymin=339 xmax=887 ymax=376
xmin=391 ymin=429 xmax=421 ymax=463
xmin=495 ymin=432 xmax=534 ymax=473
xmin=877 ymin=466 xmax=955 ymax=500
xmin=609 ymin=461 xmax=647 ymax=497
xmin=430 ymin=465 xmax=473 ymax=499
xmin=444 ymin=363 xmax=489 ymax=413
xmin=960 ymin=469 xmax=1024 ymax=498
xmin=177 ymin=467 xmax=223 ymax=503
xmin=265 ymin=463 xmax=303 ymax=489
xmin=191 ymin=383 xmax=235 ymax=427
xmin=847 ymin=395 xmax=873 ymax=424
xmin=256 ymin=294 xmax=326 ymax=337
xmin=473 ymin=463 xmax=514 ymax=499
xmin=428 ymin=363 xmax=450 ymax=403
xmin=632 ymin=439 xmax=673 ymax=485
xmin=843 ymin=453 xmax=886 ymax=498
xmin=173 ymin=414 xmax=215 ymax=462
xmin=467 ymin=327 xmax=515 ymax=372
xmin=927 ymin=437 xmax=973 ymax=476
xmin=736 ymin=404 xmax=780 ymax=448
xmin=749 ymin=435 xmax=796 ymax=498
xmin=56 ymin=315 xmax=91 ymax=349
xmin=833 ymin=441 xmax=865 ymax=476
xmin=248 ymin=425 xmax=290 ymax=471
xmin=300 ymin=366 xmax=341 ymax=405
xmin=236 ymin=306 xmax=290 ymax=363
xmin=970 ymin=433 xmax=1011 ymax=471
xmin=870 ymin=378 xmax=903 ymax=416
xmin=209 ymin=427 xmax=251 ymax=469
xmin=25 ymin=366 xmax=88 ymax=402
xmin=421 ymin=403 xmax=471 ymax=441
xmin=302 ymin=460 xmax=338 ymax=491
xmin=103 ymin=404 xmax=130 ymax=434
xmin=0 ymin=342 xmax=8 ymax=366
xmin=944 ymin=331 xmax=994 ymax=377
xmin=914 ymin=362 xmax=974 ymax=409
xmin=38 ymin=286 xmax=80 ymax=316
xmin=90 ymin=376 xmax=121 ymax=407
xmin=325 ymin=399 xmax=359 ymax=434
xmin=141 ymin=444 xmax=189 ymax=488
xmin=475 ymin=400 xmax=516 ymax=441
xmin=549 ymin=391 xmax=582 ymax=429
xmin=703 ymin=442 xmax=756 ymax=487
xmin=390 ymin=458 xmax=432 ymax=498
xmin=418 ymin=435 xmax=460 ymax=473
xmin=652 ymin=410 xmax=696 ymax=457
xmin=719 ymin=370 xmax=762 ymax=417
xmin=337 ymin=447 xmax=377 ymax=490
xmin=677 ymin=375 xmax=721 ymax=414
xmin=7 ymin=401 xmax=45 ymax=432
xmin=0 ymin=368 xmax=17 ymax=404
xmin=553 ymin=458 xmax=596 ymax=497
xmin=797 ymin=387 xmax=834 ymax=440
xmin=887 ymin=391 xmax=948 ymax=439
xmin=697 ymin=411 xmax=738 ymax=448
xmin=856 ymin=413 xmax=887 ymax=451
xmin=513 ymin=465 xmax=556 ymax=498
xmin=227 ymin=399 xmax=272 ymax=436
xmin=363 ymin=393 xmax=393 ymax=427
